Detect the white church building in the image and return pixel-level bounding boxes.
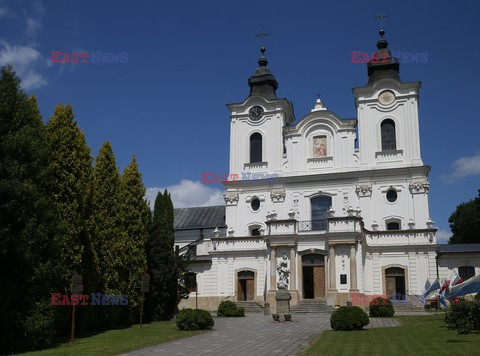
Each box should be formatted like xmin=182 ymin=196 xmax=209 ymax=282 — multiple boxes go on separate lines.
xmin=175 ymin=31 xmax=478 ymax=312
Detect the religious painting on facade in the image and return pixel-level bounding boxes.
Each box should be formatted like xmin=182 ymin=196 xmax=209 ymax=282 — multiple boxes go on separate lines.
xmin=313 ymin=136 xmax=327 ymax=157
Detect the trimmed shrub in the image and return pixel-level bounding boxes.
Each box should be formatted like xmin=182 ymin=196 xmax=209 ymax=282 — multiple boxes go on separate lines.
xmin=176 ymin=308 xmax=214 ymax=330
xmin=369 ymin=297 xmax=395 ymax=317
xmin=217 ymin=301 xmax=245 ymax=317
xmin=330 ymin=306 xmax=370 ymax=331
xmin=236 ymin=307 xmax=245 ymax=317
xmin=445 ymin=300 xmax=480 ymax=334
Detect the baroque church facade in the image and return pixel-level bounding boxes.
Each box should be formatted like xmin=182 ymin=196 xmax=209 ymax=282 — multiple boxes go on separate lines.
xmin=176 ymin=30 xmax=440 ymax=311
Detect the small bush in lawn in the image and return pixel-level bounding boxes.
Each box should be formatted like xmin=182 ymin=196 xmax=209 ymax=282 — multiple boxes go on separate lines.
xmin=176 ymin=308 xmax=214 ymax=330
xmin=217 ymin=300 xmax=245 ymax=317
xmin=445 ymin=299 xmax=480 ymax=335
xmin=369 ymin=297 xmax=395 ymax=317
xmin=330 ymin=306 xmax=369 ymax=331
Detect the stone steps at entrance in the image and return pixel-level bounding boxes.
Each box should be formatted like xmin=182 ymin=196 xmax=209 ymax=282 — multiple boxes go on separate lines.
xmin=290 ymin=299 xmax=335 ymax=314
xmin=235 ymin=301 xmax=264 ymax=314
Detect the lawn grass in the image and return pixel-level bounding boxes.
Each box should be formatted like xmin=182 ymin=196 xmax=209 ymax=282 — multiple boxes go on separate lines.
xmin=20 ymin=321 xmax=207 ymax=356
xmin=300 ymin=315 xmax=480 ymax=356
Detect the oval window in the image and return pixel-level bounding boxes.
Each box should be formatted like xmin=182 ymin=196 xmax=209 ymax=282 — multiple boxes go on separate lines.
xmin=386 ymin=189 xmax=398 ymax=203
xmin=251 ymin=198 xmax=260 ymax=211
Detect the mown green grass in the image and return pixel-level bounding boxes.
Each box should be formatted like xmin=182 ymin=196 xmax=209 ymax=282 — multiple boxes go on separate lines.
xmin=20 ymin=321 xmax=206 ymax=356
xmin=300 ymin=315 xmax=480 ymax=356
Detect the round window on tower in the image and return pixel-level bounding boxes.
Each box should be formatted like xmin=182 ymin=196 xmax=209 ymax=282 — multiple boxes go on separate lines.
xmin=386 ymin=189 xmax=398 ymax=203
xmin=251 ymin=197 xmax=260 ymax=211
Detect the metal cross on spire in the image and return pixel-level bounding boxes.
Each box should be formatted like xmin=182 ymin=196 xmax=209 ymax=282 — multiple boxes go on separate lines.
xmin=256 ymin=31 xmax=271 ymax=47
xmin=374 ymin=11 xmax=389 ymax=29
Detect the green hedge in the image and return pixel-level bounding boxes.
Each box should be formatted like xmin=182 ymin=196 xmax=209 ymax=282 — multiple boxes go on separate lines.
xmin=369 ymin=297 xmax=395 ymax=317
xmin=176 ymin=309 xmax=214 ymax=330
xmin=330 ymin=306 xmax=370 ymax=331
xmin=217 ymin=301 xmax=245 ymax=317
xmin=445 ymin=300 xmax=480 ymax=334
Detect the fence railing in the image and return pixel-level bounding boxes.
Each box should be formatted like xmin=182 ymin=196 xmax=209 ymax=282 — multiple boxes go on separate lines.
xmin=298 ymin=219 xmax=327 ymax=232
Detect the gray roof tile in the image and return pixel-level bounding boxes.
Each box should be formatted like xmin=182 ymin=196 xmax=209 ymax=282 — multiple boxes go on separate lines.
xmin=174 ymin=205 xmax=226 ymax=230
xmin=437 ymin=244 xmax=480 ymax=253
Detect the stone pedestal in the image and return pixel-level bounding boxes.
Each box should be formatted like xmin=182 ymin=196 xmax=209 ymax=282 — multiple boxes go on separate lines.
xmin=288 ymin=289 xmax=299 ymax=306
xmin=275 ymin=289 xmax=291 ymax=314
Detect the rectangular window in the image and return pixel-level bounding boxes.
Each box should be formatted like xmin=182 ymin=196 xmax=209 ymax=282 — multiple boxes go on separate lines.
xmin=340 ymin=274 xmax=347 ymax=284
xmin=458 ymin=266 xmax=475 ymax=281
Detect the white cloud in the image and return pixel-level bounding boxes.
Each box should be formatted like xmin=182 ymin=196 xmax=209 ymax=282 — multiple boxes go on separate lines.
xmin=26 ymin=17 xmax=41 ymax=38
xmin=436 ymin=229 xmax=452 ymax=244
xmin=146 ymin=179 xmax=225 ymax=209
xmin=0 ymin=40 xmax=47 ymax=89
xmin=0 ymin=6 xmax=15 ymax=18
xmin=442 ymin=153 xmax=480 ymax=183
xmin=25 ymin=0 xmax=44 ymax=39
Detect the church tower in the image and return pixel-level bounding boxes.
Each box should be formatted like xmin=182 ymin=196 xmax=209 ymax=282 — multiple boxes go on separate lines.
xmin=353 ymin=30 xmax=423 ymax=168
xmin=227 ymin=47 xmax=294 ymax=177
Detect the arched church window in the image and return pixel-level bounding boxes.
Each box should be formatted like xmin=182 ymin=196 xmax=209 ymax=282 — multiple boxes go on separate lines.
xmin=310 ymin=196 xmax=332 ymax=230
xmin=386 ymin=220 xmax=401 ymax=230
xmin=250 ymin=133 xmax=262 ymax=163
xmin=458 ymin=266 xmax=475 ymax=281
xmin=381 ymin=119 xmax=396 ymax=151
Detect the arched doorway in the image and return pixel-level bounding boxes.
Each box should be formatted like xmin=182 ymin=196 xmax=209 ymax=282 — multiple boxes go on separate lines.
xmin=302 ymin=254 xmax=325 ymax=299
xmin=385 ymin=267 xmax=406 ymax=299
xmin=237 ymin=270 xmax=255 ymax=301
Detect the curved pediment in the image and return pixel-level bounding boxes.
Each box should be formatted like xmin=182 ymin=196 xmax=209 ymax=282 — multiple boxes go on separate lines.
xmin=285 ymin=110 xmax=356 ymax=137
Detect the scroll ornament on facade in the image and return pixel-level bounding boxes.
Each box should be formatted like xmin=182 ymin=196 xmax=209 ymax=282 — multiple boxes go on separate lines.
xmin=355 ymin=184 xmax=372 ymax=197
xmin=224 ymin=192 xmax=239 ymax=205
xmin=270 ymin=189 xmax=286 ymax=202
xmin=409 ymin=179 xmax=430 ymax=194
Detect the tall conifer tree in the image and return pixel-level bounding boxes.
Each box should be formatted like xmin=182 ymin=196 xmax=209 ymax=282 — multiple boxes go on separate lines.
xmin=46 ymin=104 xmax=100 ymax=329
xmin=146 ymin=190 xmax=177 ymax=320
xmin=92 ymin=142 xmax=124 ymax=296
xmin=46 ymin=104 xmax=97 ymax=284
xmin=0 ymin=65 xmax=63 ymax=352
xmin=120 ymin=156 xmax=149 ymax=320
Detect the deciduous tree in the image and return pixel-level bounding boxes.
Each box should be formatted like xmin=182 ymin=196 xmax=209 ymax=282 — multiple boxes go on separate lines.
xmin=448 ymin=190 xmax=480 ymax=244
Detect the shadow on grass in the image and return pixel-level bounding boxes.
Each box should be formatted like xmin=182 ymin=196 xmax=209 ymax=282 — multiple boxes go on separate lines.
xmin=35 ymin=321 xmax=166 ymax=352
xmin=446 ymin=340 xmax=470 ymax=343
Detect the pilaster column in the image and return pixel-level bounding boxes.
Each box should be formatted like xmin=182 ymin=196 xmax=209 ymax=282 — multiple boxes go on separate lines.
xmin=329 ymin=244 xmax=337 ymax=290
xmin=289 ymin=247 xmax=296 ymax=290
xmin=270 ymin=247 xmax=276 ymax=290
xmin=350 ymin=243 xmax=358 ymax=291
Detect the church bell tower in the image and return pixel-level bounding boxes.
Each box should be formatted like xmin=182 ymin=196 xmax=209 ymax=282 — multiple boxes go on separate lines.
xmin=226 ymin=47 xmax=295 ymax=177
xmin=353 ymin=29 xmax=423 ymax=168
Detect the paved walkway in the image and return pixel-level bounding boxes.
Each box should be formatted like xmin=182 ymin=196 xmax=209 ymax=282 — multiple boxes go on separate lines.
xmin=127 ymin=314 xmax=400 ymax=356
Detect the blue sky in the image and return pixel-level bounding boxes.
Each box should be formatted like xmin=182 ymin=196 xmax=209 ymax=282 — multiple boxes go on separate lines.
xmin=1 ymin=0 xmax=479 ymax=243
